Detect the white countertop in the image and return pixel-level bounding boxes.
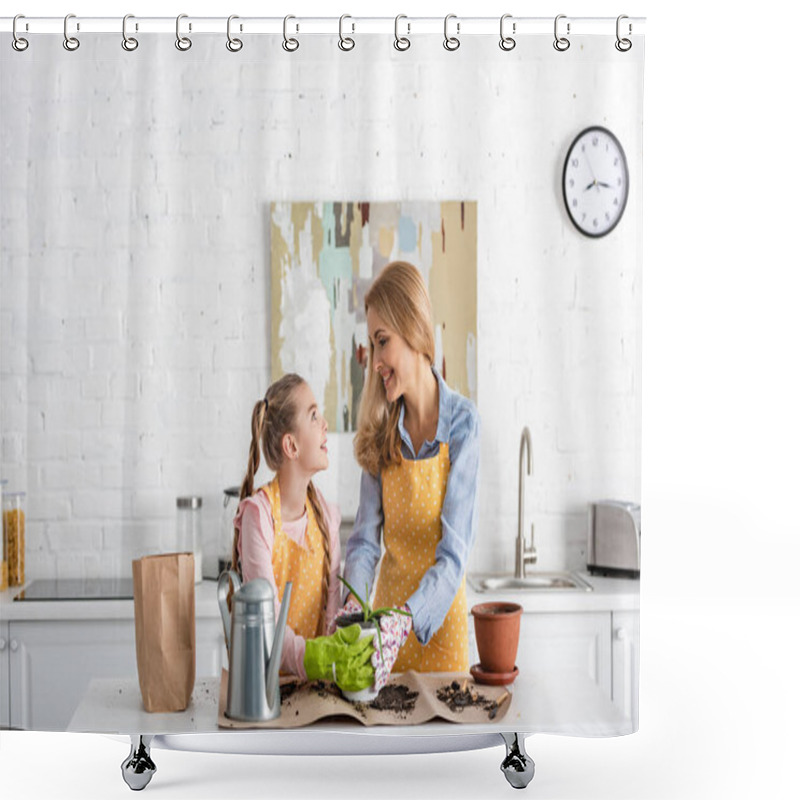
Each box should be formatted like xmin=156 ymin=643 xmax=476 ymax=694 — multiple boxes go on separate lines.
xmin=0 ymin=578 xmax=223 ymax=621
xmin=0 ymin=571 xmax=638 ymax=622
xmin=467 ymin=572 xmax=639 ymax=614
xmin=68 ymin=667 xmax=632 ymax=739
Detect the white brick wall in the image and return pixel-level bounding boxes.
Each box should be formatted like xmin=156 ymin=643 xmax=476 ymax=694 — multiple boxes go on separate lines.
xmin=1 ymin=34 xmax=643 ymax=580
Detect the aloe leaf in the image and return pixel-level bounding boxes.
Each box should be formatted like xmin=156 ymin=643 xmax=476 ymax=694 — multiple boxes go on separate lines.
xmin=338 ymin=575 xmax=368 ymax=615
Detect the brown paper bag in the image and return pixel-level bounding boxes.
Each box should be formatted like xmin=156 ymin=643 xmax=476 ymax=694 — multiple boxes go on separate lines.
xmin=132 ymin=553 xmax=196 ymax=712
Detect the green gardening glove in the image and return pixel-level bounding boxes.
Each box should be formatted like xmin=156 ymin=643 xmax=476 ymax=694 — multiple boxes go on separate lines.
xmin=303 ymin=623 xmax=376 ymax=693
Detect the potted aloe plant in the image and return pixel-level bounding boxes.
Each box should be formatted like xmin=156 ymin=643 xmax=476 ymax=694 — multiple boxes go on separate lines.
xmin=336 ymin=576 xmax=411 ymax=702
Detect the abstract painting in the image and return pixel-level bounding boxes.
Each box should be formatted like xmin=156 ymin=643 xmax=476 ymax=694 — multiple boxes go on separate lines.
xmin=270 ymin=201 xmax=477 ymax=432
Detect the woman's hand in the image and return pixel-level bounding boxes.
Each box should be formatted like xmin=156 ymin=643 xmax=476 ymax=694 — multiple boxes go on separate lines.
xmin=372 ymin=606 xmax=413 ymax=691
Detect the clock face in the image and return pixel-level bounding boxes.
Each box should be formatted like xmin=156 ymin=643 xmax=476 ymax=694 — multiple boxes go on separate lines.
xmin=562 ymin=126 xmax=629 ymax=238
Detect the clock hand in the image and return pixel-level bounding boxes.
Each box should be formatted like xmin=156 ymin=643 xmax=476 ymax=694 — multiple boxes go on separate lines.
xmin=584 ymin=179 xmax=597 ymax=191
xmin=597 ymin=181 xmax=612 ymax=189
xmin=584 ymin=153 xmax=598 ymax=182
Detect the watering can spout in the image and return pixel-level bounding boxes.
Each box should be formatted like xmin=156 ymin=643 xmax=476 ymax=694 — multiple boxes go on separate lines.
xmin=266 ymin=582 xmax=291 ymax=710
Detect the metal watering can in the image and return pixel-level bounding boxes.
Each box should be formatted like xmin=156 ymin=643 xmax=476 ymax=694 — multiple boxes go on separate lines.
xmin=217 ymin=570 xmax=292 ymax=722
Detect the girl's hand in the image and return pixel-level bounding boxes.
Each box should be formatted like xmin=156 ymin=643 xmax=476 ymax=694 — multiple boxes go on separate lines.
xmin=303 ymin=624 xmax=375 ymax=692
xmin=372 ymin=606 xmax=413 ymax=691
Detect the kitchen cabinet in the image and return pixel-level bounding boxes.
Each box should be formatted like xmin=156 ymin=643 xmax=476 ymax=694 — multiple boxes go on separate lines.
xmin=519 ymin=611 xmax=612 ymax=694
xmin=1 ymin=616 xmax=226 ymax=731
xmin=0 ymin=620 xmax=9 ymax=727
xmin=611 ymin=610 xmax=640 ymax=730
xmin=8 ymin=619 xmax=138 ymax=730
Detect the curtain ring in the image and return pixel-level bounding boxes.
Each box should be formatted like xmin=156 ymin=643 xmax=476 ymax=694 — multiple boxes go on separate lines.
xmin=283 ymin=15 xmax=299 ymax=52
xmin=553 ymin=14 xmax=570 ymax=52
xmin=615 ymin=15 xmax=632 ymax=52
xmin=338 ymin=14 xmax=355 ymax=51
xmin=499 ymin=13 xmax=516 ymax=51
xmin=394 ymin=14 xmax=410 ymax=51
xmin=12 ymin=15 xmax=29 ymax=52
xmin=226 ymin=15 xmax=243 ymax=52
xmin=122 ymin=14 xmax=138 ymax=51
xmin=443 ymin=14 xmax=460 ymax=51
xmin=176 ymin=14 xmax=192 ymax=51
xmin=63 ymin=13 xmax=80 ymax=51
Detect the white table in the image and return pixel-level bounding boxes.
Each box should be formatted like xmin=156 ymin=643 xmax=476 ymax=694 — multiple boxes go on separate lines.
xmin=69 ymin=666 xmax=630 ymax=738
xmin=69 ymin=667 xmax=631 ymax=790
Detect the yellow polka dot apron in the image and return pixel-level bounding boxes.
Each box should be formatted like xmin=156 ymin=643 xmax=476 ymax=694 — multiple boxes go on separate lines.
xmin=261 ymin=478 xmax=326 ymax=641
xmin=373 ymin=442 xmax=469 ymax=673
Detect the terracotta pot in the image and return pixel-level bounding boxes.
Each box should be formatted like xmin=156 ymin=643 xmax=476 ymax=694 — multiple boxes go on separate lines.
xmin=471 ymin=602 xmax=522 ymax=674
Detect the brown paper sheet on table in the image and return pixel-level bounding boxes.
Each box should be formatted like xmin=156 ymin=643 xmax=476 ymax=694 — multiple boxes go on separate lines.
xmin=132 ymin=553 xmax=196 ymax=712
xmin=217 ymin=669 xmax=512 ymax=728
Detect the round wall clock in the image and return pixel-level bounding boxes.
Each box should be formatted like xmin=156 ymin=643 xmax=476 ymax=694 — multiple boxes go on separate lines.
xmin=562 ymin=126 xmax=629 ymax=238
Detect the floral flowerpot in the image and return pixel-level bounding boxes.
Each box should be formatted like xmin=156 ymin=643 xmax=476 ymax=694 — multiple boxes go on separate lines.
xmin=335 ymin=616 xmax=380 ymax=703
xmin=470 ymin=602 xmax=523 ymax=674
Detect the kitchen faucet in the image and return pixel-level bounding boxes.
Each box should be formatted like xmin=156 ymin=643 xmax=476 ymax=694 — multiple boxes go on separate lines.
xmin=516 ymin=427 xmax=538 ymax=578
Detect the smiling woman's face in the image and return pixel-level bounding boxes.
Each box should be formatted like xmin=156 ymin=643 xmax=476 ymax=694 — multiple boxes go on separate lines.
xmin=366 ymin=306 xmax=417 ymax=404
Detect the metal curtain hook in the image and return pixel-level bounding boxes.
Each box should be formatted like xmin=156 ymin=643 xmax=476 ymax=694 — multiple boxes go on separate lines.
xmin=283 ymin=15 xmax=299 ymax=52
xmin=63 ymin=13 xmax=80 ymax=51
xmin=499 ymin=13 xmax=516 ymax=51
xmin=12 ymin=14 xmax=29 ymax=52
xmin=553 ymin=14 xmax=570 ymax=52
xmin=443 ymin=14 xmax=460 ymax=51
xmin=339 ymin=14 xmax=355 ymax=51
xmin=394 ymin=14 xmax=410 ymax=51
xmin=122 ymin=14 xmax=139 ymax=51
xmin=226 ymin=15 xmax=243 ymax=52
xmin=615 ymin=14 xmax=632 ymax=52
xmin=176 ymin=14 xmax=192 ymax=51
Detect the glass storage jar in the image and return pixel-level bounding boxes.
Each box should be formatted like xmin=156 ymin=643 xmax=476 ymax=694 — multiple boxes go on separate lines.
xmin=3 ymin=490 xmax=26 ymax=587
xmin=176 ymin=496 xmax=203 ymax=584
xmin=219 ymin=486 xmax=240 ymax=577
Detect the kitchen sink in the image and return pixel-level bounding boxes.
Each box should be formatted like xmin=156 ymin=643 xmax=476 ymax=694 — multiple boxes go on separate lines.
xmin=468 ymin=571 xmax=593 ymax=593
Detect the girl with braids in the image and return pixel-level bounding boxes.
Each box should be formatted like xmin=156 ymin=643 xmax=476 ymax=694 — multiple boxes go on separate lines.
xmin=232 ymin=373 xmax=374 ymax=691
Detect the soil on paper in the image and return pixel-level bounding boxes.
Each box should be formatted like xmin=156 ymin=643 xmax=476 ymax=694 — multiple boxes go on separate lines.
xmin=436 ymin=680 xmax=504 ymax=719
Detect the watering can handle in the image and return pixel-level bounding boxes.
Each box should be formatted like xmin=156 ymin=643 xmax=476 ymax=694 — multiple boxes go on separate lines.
xmin=217 ymin=569 xmax=241 ymax=657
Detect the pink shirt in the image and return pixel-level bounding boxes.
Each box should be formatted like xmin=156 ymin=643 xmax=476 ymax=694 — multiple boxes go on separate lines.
xmin=234 ymin=486 xmax=342 ymax=678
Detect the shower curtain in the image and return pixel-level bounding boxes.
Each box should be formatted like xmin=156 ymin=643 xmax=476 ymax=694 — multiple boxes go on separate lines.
xmin=1 ymin=16 xmax=644 ymax=743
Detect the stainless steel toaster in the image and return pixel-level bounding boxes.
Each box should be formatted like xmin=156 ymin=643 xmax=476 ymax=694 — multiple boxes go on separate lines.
xmin=587 ymin=500 xmax=641 ymax=577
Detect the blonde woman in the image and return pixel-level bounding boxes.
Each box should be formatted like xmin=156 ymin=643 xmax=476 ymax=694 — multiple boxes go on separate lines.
xmin=232 ymin=373 xmax=375 ymax=692
xmin=342 ymin=261 xmax=481 ymax=689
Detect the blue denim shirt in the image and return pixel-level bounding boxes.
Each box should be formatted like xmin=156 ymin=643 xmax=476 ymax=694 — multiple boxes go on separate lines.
xmin=344 ymin=367 xmax=480 ymax=645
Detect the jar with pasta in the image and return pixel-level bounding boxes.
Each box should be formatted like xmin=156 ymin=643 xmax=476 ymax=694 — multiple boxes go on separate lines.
xmin=0 ymin=479 xmax=7 ymax=591
xmin=3 ymin=491 xmax=25 ymax=587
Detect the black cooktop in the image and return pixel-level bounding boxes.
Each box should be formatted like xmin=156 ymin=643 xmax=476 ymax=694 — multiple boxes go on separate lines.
xmin=14 ymin=578 xmax=134 ymax=601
